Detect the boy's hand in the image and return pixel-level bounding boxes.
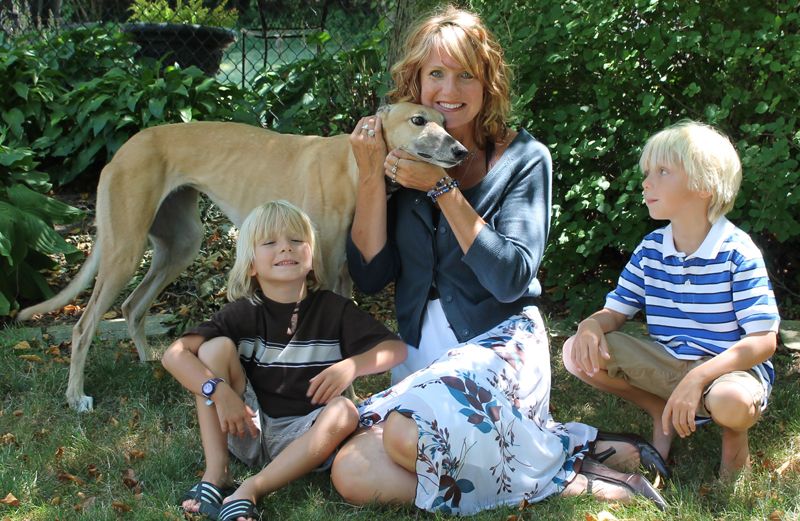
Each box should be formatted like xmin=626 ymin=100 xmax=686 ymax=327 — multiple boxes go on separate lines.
xmin=213 ymin=384 xmax=258 ymax=438
xmin=570 ymin=318 xmax=611 ymax=376
xmin=307 ymin=359 xmax=357 ymax=405
xmin=662 ymin=373 xmax=704 ymax=438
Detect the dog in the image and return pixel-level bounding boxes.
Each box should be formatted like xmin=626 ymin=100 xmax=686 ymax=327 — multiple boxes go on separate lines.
xmin=18 ymin=102 xmax=468 ymax=412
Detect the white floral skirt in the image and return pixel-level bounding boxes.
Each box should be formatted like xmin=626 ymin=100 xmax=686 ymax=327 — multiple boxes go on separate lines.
xmin=358 ymin=307 xmax=596 ymax=515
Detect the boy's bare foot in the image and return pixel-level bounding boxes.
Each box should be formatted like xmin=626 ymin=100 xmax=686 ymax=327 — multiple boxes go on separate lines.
xmin=719 ymin=428 xmax=750 ymax=480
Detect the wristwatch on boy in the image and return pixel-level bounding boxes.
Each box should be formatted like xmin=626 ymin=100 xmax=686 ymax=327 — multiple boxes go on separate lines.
xmin=201 ymin=377 xmax=225 ymax=406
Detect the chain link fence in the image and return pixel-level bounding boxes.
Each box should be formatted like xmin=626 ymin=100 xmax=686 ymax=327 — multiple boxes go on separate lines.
xmin=1 ymin=0 xmax=393 ymax=89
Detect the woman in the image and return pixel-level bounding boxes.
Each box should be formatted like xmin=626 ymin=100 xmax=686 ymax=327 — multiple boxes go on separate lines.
xmin=335 ymin=5 xmax=668 ymax=515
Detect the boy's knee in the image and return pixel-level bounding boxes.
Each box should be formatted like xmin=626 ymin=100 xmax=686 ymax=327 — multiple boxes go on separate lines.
xmin=323 ymin=396 xmax=359 ymax=433
xmin=705 ymin=381 xmax=760 ymax=430
xmin=197 ymin=337 xmax=237 ymax=365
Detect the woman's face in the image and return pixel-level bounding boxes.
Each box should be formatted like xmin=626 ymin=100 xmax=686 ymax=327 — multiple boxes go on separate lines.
xmin=419 ymin=46 xmax=484 ymax=137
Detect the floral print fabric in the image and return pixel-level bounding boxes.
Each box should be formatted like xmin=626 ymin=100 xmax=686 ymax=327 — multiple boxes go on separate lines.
xmin=358 ymin=307 xmax=596 ymax=515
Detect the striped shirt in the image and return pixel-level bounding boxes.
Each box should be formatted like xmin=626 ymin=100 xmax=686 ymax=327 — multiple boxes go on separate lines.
xmin=605 ymin=217 xmax=780 ymax=390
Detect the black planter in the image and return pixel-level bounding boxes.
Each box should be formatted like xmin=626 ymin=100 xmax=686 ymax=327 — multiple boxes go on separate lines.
xmin=122 ymin=22 xmax=237 ymax=75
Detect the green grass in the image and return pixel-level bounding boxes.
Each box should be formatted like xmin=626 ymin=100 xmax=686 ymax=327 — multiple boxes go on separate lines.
xmin=1 ymin=323 xmax=799 ymax=520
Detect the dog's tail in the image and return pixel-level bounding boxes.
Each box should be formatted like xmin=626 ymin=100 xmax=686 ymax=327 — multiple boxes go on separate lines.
xmin=17 ymin=243 xmax=101 ymax=321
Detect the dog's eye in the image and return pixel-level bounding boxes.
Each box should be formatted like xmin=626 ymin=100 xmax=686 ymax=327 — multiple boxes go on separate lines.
xmin=410 ymin=115 xmax=426 ymax=126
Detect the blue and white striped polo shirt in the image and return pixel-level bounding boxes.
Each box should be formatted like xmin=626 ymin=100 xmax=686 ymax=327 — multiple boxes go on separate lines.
xmin=605 ymin=217 xmax=780 ymax=392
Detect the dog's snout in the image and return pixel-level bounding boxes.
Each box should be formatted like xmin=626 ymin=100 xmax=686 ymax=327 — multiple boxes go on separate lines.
xmin=452 ymin=146 xmax=469 ymax=160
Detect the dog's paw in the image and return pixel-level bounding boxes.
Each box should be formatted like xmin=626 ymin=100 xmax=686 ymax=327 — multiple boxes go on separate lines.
xmin=69 ymin=395 xmax=94 ymax=412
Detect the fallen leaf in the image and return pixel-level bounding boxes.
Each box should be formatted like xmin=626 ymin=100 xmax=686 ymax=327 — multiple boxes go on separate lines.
xmin=152 ymin=366 xmax=165 ymax=380
xmin=87 ymin=464 xmax=101 ymax=480
xmin=597 ymin=511 xmax=620 ymax=521
xmin=584 ymin=514 xmax=598 ymax=521
xmin=12 ymin=411 xmax=23 ymax=418
xmin=45 ymin=346 xmax=61 ymax=356
xmin=125 ymin=449 xmax=145 ymax=462
xmin=12 ymin=341 xmax=31 ymax=351
xmin=122 ymin=468 xmax=139 ymax=491
xmin=53 ymin=356 xmax=70 ymax=364
xmin=57 ymin=471 xmax=86 ymax=485
xmin=0 ymin=433 xmax=16 ymax=446
xmin=73 ymin=494 xmax=96 ymax=512
xmin=129 ymin=409 xmax=140 ymax=429
xmin=109 ymin=417 xmax=119 ymax=426
xmin=518 ymin=498 xmax=530 ymax=511
xmin=698 ymin=484 xmax=711 ymax=497
xmin=103 ymin=311 xmax=118 ymax=320
xmin=506 ymin=515 xmax=520 ymax=521
xmin=0 ymin=493 xmax=19 ymax=506
xmin=111 ymin=500 xmax=131 ymax=512
xmin=775 ymin=454 xmax=800 ymax=476
xmin=18 ymin=354 xmax=43 ymax=363
xmin=768 ymin=510 xmax=784 ymax=521
xmin=54 ymin=446 xmax=64 ymax=460
xmin=50 ymin=496 xmax=62 ymax=505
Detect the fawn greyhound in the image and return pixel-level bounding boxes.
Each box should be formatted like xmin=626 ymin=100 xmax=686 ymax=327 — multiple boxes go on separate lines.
xmin=19 ymin=102 xmax=468 ymax=411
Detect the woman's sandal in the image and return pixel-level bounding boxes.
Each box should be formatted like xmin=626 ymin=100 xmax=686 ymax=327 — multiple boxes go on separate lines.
xmin=216 ymin=498 xmax=259 ymax=521
xmin=580 ymin=457 xmax=668 ymax=511
xmin=180 ymin=480 xmax=236 ymax=518
xmin=589 ymin=431 xmax=671 ymax=479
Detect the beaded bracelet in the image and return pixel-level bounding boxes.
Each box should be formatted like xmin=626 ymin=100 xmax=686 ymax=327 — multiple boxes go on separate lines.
xmin=426 ymin=175 xmax=460 ymax=203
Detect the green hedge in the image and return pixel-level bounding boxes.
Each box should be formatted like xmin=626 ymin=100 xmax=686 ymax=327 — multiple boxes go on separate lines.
xmin=0 ymin=25 xmax=257 ymax=316
xmin=476 ymin=0 xmax=799 ymax=318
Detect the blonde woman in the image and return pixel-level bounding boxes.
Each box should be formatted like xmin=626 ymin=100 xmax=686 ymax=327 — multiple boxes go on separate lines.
xmin=336 ymin=5 xmax=667 ymax=515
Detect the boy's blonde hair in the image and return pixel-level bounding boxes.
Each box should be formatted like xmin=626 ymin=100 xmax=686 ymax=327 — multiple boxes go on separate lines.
xmin=227 ymin=200 xmax=325 ymax=302
xmin=639 ymin=120 xmax=742 ymax=223
xmin=387 ymin=5 xmax=510 ymax=149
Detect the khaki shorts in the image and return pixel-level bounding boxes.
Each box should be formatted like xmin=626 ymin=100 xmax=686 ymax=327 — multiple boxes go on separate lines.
xmin=604 ymin=331 xmax=765 ymax=418
xmin=227 ymin=380 xmax=332 ymax=470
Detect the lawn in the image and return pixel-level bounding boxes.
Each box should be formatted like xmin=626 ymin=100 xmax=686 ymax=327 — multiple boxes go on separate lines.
xmin=1 ymin=317 xmax=799 ymax=520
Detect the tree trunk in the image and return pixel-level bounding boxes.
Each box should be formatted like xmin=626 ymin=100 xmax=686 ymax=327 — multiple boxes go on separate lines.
xmin=386 ymin=0 xmax=437 ymax=75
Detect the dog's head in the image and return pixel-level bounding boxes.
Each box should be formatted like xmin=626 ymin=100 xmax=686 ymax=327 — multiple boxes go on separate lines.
xmin=378 ymin=102 xmax=469 ymax=168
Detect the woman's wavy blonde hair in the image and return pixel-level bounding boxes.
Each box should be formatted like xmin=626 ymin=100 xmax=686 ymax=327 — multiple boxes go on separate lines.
xmin=639 ymin=120 xmax=742 ymax=224
xmin=387 ymin=5 xmax=511 ymax=149
xmin=227 ymin=200 xmax=325 ymax=302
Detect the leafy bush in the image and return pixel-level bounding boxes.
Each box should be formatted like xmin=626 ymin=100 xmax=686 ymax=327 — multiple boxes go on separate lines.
xmin=0 ymin=136 xmax=82 ymax=316
xmin=0 ymin=24 xmax=258 ymax=315
xmin=476 ymin=0 xmax=800 ymax=318
xmin=128 ymin=0 xmax=239 ymax=28
xmin=253 ymin=27 xmax=389 ymax=135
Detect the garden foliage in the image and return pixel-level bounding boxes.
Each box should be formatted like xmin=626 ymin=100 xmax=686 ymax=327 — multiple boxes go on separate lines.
xmin=475 ymin=0 xmax=799 ymax=317
xmin=0 ymin=25 xmax=256 ymax=315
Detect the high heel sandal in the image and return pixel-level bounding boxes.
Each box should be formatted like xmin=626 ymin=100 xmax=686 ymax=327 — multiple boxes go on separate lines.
xmin=579 ymin=457 xmax=668 ymax=511
xmin=589 ymin=431 xmax=671 ymax=480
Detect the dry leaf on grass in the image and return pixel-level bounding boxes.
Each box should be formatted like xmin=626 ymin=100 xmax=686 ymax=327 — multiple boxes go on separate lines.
xmin=0 ymin=433 xmax=16 ymax=446
xmin=111 ymin=500 xmax=131 ymax=513
xmin=0 ymin=493 xmax=19 ymax=506
xmin=596 ymin=511 xmax=621 ymax=521
xmin=768 ymin=510 xmax=784 ymax=521
xmin=775 ymin=454 xmax=800 ymax=476
xmin=54 ymin=446 xmax=64 ymax=460
xmin=18 ymin=354 xmax=43 ymax=363
xmin=122 ymin=468 xmax=141 ymax=493
xmin=57 ymin=471 xmax=86 ymax=486
xmin=87 ymin=464 xmax=102 ymax=481
xmin=12 ymin=411 xmax=22 ymax=417
xmin=12 ymin=341 xmax=31 ymax=351
xmin=103 ymin=311 xmax=118 ymax=319
xmin=50 ymin=496 xmax=61 ymax=505
xmin=73 ymin=493 xmax=96 ymax=512
xmin=125 ymin=449 xmax=146 ymax=462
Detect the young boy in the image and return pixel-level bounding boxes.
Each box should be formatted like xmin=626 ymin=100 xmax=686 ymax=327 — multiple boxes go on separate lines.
xmin=562 ymin=121 xmax=780 ymax=479
xmin=162 ymin=201 xmax=406 ymax=521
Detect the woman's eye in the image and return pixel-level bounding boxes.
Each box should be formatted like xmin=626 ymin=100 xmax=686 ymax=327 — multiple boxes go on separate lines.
xmin=460 ymin=71 xmax=474 ymax=80
xmin=291 ymin=239 xmax=304 ymax=243
xmin=410 ymin=115 xmax=426 ymax=126
xmin=429 ymin=69 xmax=443 ymax=78
xmin=660 ymin=168 xmax=669 ymax=176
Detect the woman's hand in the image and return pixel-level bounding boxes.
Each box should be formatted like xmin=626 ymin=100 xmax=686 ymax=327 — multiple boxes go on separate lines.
xmin=385 ymin=149 xmax=446 ymax=191
xmin=350 ymin=115 xmax=387 ymax=183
